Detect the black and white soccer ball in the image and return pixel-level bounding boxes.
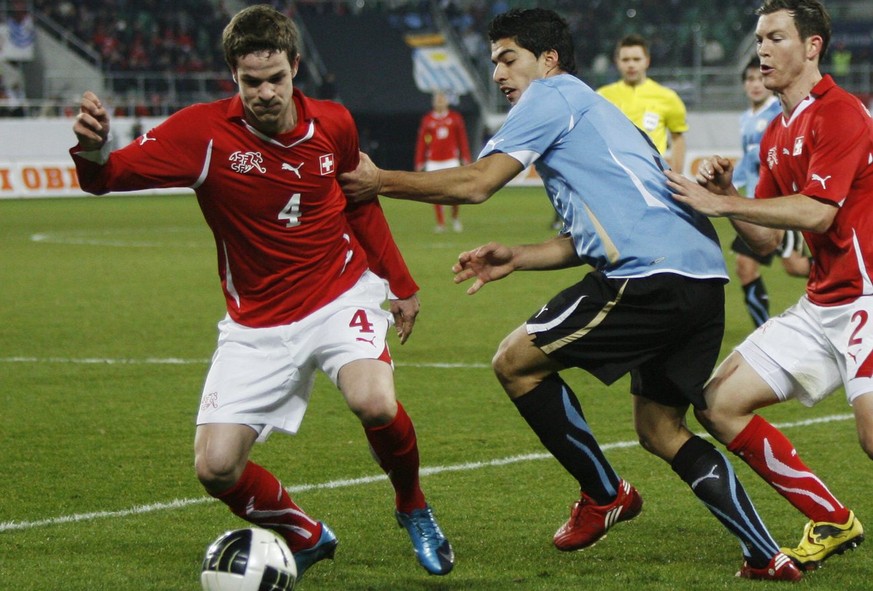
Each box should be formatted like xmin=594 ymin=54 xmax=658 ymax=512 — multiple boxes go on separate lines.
xmin=201 ymin=528 xmax=297 ymax=591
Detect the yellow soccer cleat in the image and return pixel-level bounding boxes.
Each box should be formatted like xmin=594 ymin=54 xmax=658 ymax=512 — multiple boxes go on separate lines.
xmin=782 ymin=511 xmax=865 ymax=571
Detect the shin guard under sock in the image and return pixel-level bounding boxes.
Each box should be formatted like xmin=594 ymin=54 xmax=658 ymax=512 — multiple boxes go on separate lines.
xmin=513 ymin=373 xmax=620 ymax=504
xmin=729 ymin=415 xmax=849 ymax=523
xmin=213 ymin=461 xmax=321 ymax=552
xmin=672 ymin=436 xmax=779 ymax=566
xmin=365 ymin=401 xmax=427 ymax=513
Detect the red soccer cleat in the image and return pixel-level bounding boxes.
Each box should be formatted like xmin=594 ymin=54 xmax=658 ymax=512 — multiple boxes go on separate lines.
xmin=737 ymin=552 xmax=803 ymax=582
xmin=553 ymin=479 xmax=643 ymax=551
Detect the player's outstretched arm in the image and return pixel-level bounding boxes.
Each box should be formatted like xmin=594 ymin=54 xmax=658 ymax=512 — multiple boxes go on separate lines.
xmin=666 ymin=162 xmax=837 ymax=255
xmin=73 ymin=91 xmax=111 ymax=151
xmin=453 ymin=235 xmax=580 ymax=295
xmin=340 ymin=152 xmax=523 ymax=206
xmin=452 ymin=242 xmax=516 ymax=295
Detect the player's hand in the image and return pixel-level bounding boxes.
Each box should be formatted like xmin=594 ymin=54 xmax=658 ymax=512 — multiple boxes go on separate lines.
xmin=73 ymin=91 xmax=111 ymax=151
xmin=452 ymin=242 xmax=516 ymax=295
xmin=388 ymin=293 xmax=419 ymax=344
xmin=665 ymin=168 xmax=732 ymax=217
xmin=339 ymin=152 xmax=382 ymax=202
xmin=693 ymin=155 xmax=734 ymax=193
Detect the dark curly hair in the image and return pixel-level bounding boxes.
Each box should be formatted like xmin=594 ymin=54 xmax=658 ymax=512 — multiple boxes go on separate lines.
xmin=488 ymin=8 xmax=576 ymax=75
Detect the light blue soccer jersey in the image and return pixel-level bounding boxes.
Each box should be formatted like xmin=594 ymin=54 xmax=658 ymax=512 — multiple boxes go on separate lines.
xmin=733 ymin=96 xmax=781 ymax=197
xmin=480 ymin=74 xmax=728 ymax=281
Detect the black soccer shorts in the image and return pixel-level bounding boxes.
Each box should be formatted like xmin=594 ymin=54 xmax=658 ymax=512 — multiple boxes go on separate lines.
xmin=527 ymin=271 xmax=725 ymax=409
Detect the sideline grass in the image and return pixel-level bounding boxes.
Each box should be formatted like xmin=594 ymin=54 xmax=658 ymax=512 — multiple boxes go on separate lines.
xmin=1 ymin=190 xmax=870 ymax=590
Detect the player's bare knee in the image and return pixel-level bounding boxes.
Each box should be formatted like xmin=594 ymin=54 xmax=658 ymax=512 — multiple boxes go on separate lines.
xmin=635 ymin=430 xmax=657 ymax=455
xmin=858 ymin=431 xmax=873 ymax=461
xmin=635 ymin=428 xmax=673 ymax=462
xmin=348 ymin=393 xmax=397 ymax=427
xmin=491 ymin=341 xmax=518 ymax=387
xmin=693 ymin=405 xmax=717 ymax=432
xmin=195 ymin=453 xmax=243 ymax=492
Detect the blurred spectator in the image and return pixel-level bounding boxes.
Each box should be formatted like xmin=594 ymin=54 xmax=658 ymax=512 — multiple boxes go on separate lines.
xmin=831 ymin=41 xmax=852 ymax=83
xmin=33 ymin=0 xmax=228 ymax=73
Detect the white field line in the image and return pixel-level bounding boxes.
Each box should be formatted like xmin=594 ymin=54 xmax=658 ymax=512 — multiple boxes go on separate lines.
xmin=29 ymin=229 xmax=207 ymax=249
xmin=0 ymin=356 xmax=490 ymax=369
xmin=0 ymin=413 xmax=853 ymax=533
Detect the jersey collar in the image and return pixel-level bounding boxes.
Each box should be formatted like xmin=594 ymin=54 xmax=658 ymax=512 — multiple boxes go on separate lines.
xmin=810 ymin=74 xmax=836 ymax=99
xmin=227 ymin=88 xmax=317 ymax=148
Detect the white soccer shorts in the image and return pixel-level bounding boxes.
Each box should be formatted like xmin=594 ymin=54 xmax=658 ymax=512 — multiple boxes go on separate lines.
xmin=736 ymin=294 xmax=873 ymax=406
xmin=196 ymin=271 xmax=393 ymax=441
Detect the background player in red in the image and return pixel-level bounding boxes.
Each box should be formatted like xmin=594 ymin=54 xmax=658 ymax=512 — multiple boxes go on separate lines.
xmin=69 ymin=4 xmax=453 ymax=579
xmin=414 ymin=90 xmax=471 ymax=233
xmin=668 ymin=0 xmax=869 ymax=572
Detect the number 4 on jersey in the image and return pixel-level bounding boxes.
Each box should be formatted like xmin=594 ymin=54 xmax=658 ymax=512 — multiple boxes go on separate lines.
xmin=349 ymin=309 xmax=374 ymax=333
xmin=279 ymin=193 xmax=301 ymax=227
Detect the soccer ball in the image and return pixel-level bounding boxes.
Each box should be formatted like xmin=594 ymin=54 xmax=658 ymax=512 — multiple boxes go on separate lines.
xmin=201 ymin=528 xmax=297 ymax=591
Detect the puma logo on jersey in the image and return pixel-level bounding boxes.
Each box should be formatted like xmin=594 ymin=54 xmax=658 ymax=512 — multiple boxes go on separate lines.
xmin=484 ymin=137 xmax=505 ymax=152
xmin=138 ymin=131 xmax=156 ymax=145
xmin=356 ymin=336 xmax=377 ymax=347
xmin=229 ymin=150 xmax=266 ymax=174
xmin=812 ymin=173 xmax=831 ymax=189
xmin=282 ymin=162 xmax=304 ymax=178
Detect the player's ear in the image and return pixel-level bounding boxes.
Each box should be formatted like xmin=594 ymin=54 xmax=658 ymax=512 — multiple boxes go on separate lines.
xmin=543 ymin=49 xmax=560 ymax=70
xmin=805 ymin=34 xmax=824 ymax=62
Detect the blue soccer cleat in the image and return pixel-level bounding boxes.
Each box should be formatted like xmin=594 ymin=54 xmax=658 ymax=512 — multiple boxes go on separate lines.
xmin=395 ymin=504 xmax=454 ymax=575
xmin=293 ymin=522 xmax=338 ymax=580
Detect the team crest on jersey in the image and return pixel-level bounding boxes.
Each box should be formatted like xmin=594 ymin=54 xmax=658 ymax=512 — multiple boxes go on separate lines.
xmin=319 ymin=153 xmax=335 ymax=176
xmin=229 ymin=150 xmax=266 ymax=174
xmin=767 ymin=147 xmax=778 ymax=169
xmin=200 ymin=391 xmax=218 ymax=411
xmin=792 ymin=136 xmax=804 ymax=156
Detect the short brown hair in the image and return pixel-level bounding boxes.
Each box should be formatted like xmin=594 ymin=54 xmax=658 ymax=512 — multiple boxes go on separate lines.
xmin=756 ymin=0 xmax=831 ymax=58
xmin=615 ymin=34 xmax=649 ymax=58
xmin=222 ymin=5 xmax=300 ymax=69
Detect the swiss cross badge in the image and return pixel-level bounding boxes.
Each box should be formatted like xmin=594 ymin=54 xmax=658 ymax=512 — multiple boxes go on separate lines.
xmin=319 ymin=153 xmax=335 ymax=176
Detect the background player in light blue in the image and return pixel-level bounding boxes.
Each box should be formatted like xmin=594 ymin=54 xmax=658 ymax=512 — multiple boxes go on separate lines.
xmin=731 ymin=56 xmax=809 ymax=327
xmin=341 ymin=8 xmax=800 ymax=581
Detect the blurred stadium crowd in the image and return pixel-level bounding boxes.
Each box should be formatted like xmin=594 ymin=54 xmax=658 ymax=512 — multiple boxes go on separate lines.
xmin=0 ymin=0 xmax=870 ymax=117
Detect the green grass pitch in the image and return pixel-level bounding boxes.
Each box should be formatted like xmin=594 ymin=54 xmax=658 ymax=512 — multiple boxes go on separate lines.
xmin=0 ymin=188 xmax=869 ymax=590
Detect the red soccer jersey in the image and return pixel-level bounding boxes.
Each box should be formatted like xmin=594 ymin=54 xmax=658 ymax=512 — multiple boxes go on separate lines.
xmin=757 ymin=76 xmax=873 ymax=306
xmin=71 ymin=90 xmax=417 ymax=328
xmin=414 ymin=109 xmax=471 ymax=170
